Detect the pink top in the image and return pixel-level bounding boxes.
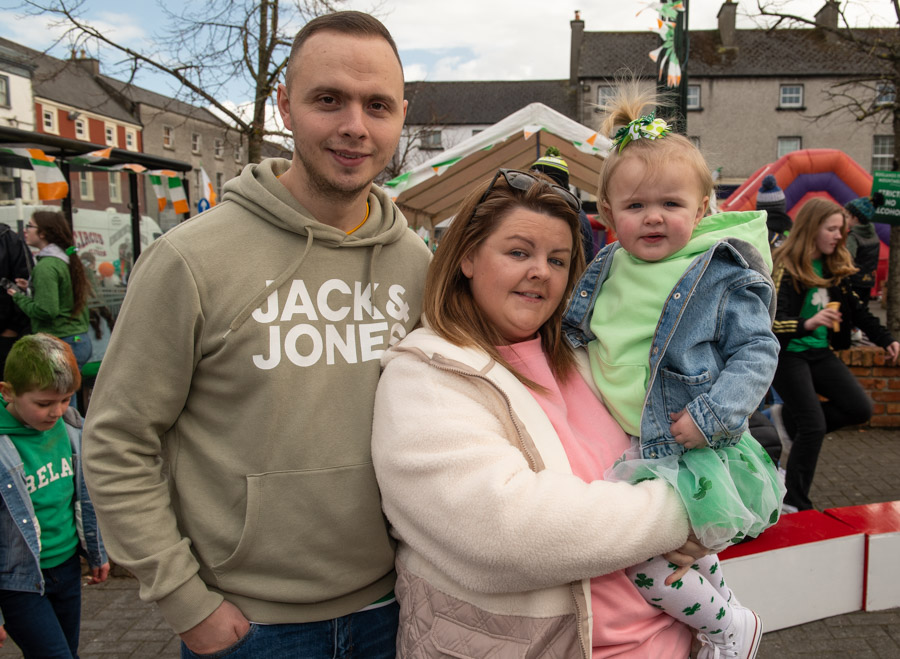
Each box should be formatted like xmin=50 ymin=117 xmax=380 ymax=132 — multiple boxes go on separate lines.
xmin=499 ymin=338 xmax=691 ymax=658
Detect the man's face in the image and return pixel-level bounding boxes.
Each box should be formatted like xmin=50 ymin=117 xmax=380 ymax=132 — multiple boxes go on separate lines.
xmin=277 ymin=31 xmax=407 ymax=201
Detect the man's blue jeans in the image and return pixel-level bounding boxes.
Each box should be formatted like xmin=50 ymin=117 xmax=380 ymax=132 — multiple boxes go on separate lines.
xmin=180 ymin=601 xmax=399 ymax=658
xmin=0 ymin=551 xmax=83 ymax=658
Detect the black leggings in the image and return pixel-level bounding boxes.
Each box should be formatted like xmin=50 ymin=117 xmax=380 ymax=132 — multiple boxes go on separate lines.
xmin=772 ymin=348 xmax=872 ymax=510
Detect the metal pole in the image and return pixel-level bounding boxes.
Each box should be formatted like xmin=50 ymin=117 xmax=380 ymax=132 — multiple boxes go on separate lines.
xmin=129 ymin=171 xmax=142 ymax=261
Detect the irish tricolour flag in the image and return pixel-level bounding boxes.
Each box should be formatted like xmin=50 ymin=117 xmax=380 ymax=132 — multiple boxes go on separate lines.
xmin=149 ymin=171 xmax=189 ymax=214
xmin=0 ymin=147 xmax=68 ymax=200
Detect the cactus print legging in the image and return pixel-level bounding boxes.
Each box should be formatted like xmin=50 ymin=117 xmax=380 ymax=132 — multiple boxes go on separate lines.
xmin=625 ymin=554 xmax=734 ymax=636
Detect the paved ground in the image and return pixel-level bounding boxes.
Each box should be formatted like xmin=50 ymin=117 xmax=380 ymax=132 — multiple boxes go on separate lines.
xmin=2 ymin=426 xmax=899 ymax=658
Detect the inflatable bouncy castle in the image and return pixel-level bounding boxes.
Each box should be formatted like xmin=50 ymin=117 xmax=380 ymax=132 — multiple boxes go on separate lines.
xmin=722 ymin=149 xmax=888 ymax=296
xmin=721 ymin=149 xmax=873 ymax=216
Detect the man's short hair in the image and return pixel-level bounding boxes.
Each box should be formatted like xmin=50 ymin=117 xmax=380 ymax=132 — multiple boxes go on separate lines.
xmin=286 ymin=11 xmax=402 ymax=89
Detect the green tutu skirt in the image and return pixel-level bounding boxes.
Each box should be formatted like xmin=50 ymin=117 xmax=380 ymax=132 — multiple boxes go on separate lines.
xmin=607 ymin=432 xmax=786 ymax=551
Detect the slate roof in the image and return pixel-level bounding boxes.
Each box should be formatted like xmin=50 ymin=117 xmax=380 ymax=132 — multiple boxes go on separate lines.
xmin=578 ymin=27 xmax=893 ymax=80
xmin=0 ymin=37 xmax=138 ymax=124
xmin=97 ymin=75 xmax=224 ymax=125
xmin=404 ymin=79 xmax=577 ymax=125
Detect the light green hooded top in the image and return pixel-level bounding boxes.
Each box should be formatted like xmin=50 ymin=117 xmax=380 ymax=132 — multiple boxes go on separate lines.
xmin=589 ymin=210 xmax=771 ymax=434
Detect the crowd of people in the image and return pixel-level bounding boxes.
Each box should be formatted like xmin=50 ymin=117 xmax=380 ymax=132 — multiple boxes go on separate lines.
xmin=0 ymin=9 xmax=897 ymax=659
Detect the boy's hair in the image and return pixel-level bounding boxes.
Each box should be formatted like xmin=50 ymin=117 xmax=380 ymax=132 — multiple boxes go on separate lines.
xmin=773 ymin=197 xmax=857 ymax=290
xmin=425 ymin=170 xmax=586 ymax=390
xmin=3 ymin=333 xmax=81 ymax=395
xmin=595 ymin=81 xmax=713 ymax=228
xmin=286 ymin=11 xmax=402 ymax=89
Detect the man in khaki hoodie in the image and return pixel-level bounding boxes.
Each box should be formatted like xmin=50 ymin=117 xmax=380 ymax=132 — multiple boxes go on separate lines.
xmin=82 ymin=12 xmax=430 ymax=658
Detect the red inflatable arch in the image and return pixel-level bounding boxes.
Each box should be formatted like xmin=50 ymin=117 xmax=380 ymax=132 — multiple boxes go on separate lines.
xmin=721 ymin=149 xmax=873 ymax=218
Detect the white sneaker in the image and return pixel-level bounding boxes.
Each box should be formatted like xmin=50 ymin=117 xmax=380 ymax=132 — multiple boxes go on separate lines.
xmin=696 ymin=606 xmax=763 ymax=658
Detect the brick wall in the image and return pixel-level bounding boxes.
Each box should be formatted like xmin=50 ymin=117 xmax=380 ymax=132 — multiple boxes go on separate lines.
xmin=836 ymin=346 xmax=900 ymax=428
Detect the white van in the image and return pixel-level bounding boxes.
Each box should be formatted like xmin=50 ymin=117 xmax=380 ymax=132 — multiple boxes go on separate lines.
xmin=0 ymin=204 xmax=165 ymax=362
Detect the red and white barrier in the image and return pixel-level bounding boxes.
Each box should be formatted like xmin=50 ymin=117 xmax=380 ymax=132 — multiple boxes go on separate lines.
xmin=718 ymin=501 xmax=900 ymax=631
xmin=825 ymin=502 xmax=900 ymax=612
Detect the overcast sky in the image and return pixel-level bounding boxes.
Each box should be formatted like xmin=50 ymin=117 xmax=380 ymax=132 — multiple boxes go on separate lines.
xmin=0 ymin=1 xmax=894 ymax=104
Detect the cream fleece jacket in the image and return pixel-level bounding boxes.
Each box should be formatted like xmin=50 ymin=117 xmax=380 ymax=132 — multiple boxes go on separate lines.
xmin=372 ymin=326 xmax=691 ymax=651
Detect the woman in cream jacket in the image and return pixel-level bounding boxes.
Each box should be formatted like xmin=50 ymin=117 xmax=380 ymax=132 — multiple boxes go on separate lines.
xmin=372 ymin=169 xmax=699 ymax=658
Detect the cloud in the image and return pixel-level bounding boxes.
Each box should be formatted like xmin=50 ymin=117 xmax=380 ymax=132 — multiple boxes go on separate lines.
xmin=0 ymin=9 xmax=150 ymax=57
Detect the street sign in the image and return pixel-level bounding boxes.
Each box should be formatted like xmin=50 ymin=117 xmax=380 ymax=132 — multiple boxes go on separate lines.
xmin=873 ymin=171 xmax=900 ymax=226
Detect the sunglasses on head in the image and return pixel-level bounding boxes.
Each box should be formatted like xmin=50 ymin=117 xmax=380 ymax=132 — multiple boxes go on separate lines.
xmin=470 ymin=168 xmax=582 ymax=223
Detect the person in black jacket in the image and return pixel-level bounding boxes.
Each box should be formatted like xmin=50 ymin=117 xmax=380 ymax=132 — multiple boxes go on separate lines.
xmin=756 ymin=174 xmax=792 ymax=250
xmin=772 ymin=198 xmax=899 ymax=511
xmin=844 ymin=193 xmax=884 ymax=309
xmin=0 ymin=222 xmax=33 ymax=370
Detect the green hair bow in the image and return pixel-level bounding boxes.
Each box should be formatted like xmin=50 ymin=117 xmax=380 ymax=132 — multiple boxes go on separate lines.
xmin=611 ymin=113 xmax=672 ymax=153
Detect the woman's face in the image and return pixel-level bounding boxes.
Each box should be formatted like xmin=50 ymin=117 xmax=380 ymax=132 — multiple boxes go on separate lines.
xmin=813 ymin=212 xmax=845 ymax=259
xmin=24 ymin=218 xmax=46 ymax=249
xmin=461 ymin=207 xmax=573 ymax=345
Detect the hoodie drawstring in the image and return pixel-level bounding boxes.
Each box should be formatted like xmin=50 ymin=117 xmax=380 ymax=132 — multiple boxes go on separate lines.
xmin=225 ymin=229 xmax=317 ymax=337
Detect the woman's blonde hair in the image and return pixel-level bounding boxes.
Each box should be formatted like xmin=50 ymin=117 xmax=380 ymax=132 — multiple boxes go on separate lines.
xmin=425 ymin=171 xmax=586 ymax=389
xmin=596 ymin=82 xmax=713 ymax=227
xmin=773 ymin=197 xmax=857 ymax=289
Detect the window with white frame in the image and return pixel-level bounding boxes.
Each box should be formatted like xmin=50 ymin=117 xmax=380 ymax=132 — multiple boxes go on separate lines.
xmin=125 ymin=128 xmax=137 ymax=150
xmin=777 ymin=136 xmax=802 ymax=159
xmin=597 ymin=86 xmax=616 ymax=108
xmin=163 ymin=125 xmax=174 ymax=149
xmin=872 ymin=135 xmax=895 ymax=172
xmin=420 ymin=130 xmax=442 ymax=150
xmin=191 ymin=132 xmax=201 ymax=154
xmin=42 ymin=107 xmax=57 ymax=134
xmin=105 ymin=123 xmax=117 ymax=147
xmin=779 ymin=85 xmax=804 ymax=108
xmin=686 ymin=85 xmax=701 ymax=110
xmin=0 ymin=75 xmax=9 ymax=108
xmin=876 ymin=83 xmax=896 ymax=107
xmin=79 ymin=172 xmax=94 ymax=200
xmin=233 ymin=144 xmax=241 ymax=162
xmin=214 ymin=138 xmax=224 ymax=159
xmin=74 ymin=118 xmax=87 ymax=140
xmin=108 ymin=172 xmax=122 ymax=203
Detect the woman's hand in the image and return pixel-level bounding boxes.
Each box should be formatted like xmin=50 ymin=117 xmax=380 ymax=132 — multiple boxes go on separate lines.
xmin=803 ymin=307 xmax=841 ymax=331
xmin=662 ymin=534 xmax=711 ymax=585
xmin=885 ymin=341 xmax=900 ymax=365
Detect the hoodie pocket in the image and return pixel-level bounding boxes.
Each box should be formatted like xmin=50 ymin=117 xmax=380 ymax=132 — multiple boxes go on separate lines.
xmin=209 ymin=462 xmax=394 ymax=601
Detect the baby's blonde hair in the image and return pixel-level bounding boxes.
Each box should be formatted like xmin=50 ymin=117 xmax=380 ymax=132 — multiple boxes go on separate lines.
xmin=596 ymin=81 xmax=713 ymax=228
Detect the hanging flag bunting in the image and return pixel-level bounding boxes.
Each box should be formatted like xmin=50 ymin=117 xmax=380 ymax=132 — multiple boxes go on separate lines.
xmin=0 ymin=147 xmax=69 ymax=200
xmin=148 ymin=173 xmax=169 ymax=211
xmin=639 ymin=1 xmax=685 ymax=87
xmin=167 ymin=175 xmax=189 ymax=214
xmin=148 ymin=170 xmax=189 ymax=214
xmin=430 ymin=156 xmax=463 ymax=177
xmin=200 ymin=167 xmax=217 ymax=207
xmin=67 ymin=147 xmax=113 ymax=166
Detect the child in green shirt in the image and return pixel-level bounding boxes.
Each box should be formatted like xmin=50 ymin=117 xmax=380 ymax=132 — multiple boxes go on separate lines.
xmin=0 ymin=333 xmax=108 ymax=657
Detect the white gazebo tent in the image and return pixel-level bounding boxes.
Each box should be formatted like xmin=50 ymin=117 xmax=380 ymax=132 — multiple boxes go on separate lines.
xmin=385 ymin=103 xmax=612 ymax=232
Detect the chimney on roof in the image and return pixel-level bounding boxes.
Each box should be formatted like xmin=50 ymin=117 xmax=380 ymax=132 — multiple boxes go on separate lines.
xmin=718 ymin=1 xmax=737 ymax=48
xmin=570 ymin=10 xmax=584 ymax=87
xmin=71 ymin=48 xmax=100 ymax=76
xmin=815 ymin=1 xmax=839 ymax=29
